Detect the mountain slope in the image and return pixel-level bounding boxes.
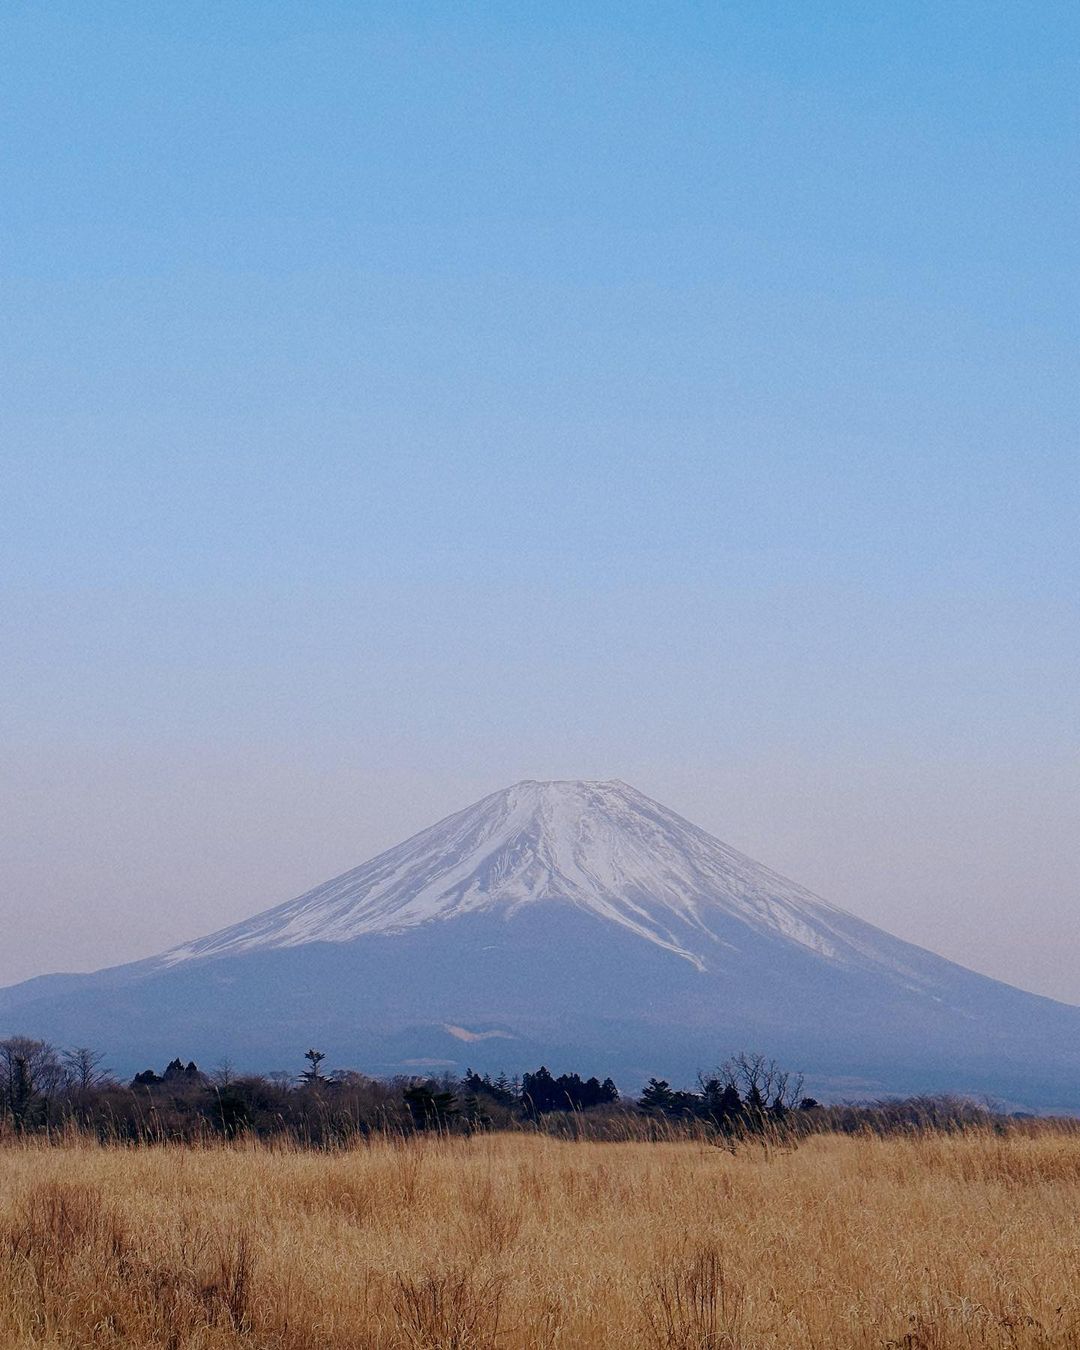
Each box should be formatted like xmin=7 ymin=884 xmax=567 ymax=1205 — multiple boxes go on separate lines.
xmin=155 ymin=780 xmax=944 ymax=984
xmin=2 ymin=780 xmax=1078 ymax=1108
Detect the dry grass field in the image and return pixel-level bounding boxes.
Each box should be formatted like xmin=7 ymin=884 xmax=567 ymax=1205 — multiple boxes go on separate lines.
xmin=2 ymin=1129 xmax=1080 ymax=1349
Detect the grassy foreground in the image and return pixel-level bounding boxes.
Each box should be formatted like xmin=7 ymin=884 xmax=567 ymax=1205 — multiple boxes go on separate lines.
xmin=2 ymin=1130 xmax=1080 ymax=1349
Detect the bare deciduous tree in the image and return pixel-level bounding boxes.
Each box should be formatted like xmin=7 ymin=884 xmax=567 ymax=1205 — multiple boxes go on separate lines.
xmin=62 ymin=1046 xmax=107 ymax=1094
xmin=719 ymin=1052 xmax=804 ymax=1115
xmin=0 ymin=1036 xmax=64 ymax=1126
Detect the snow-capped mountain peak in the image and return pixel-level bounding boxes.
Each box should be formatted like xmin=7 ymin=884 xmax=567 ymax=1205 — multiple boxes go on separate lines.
xmin=159 ymin=779 xmax=898 ymax=974
xmin=9 ymin=778 xmax=1080 ymax=1109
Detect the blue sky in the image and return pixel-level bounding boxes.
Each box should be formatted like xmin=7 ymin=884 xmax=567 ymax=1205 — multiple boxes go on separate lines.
xmin=1 ymin=3 xmax=1077 ymax=996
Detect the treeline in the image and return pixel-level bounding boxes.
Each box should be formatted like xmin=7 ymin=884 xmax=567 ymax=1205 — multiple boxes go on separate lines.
xmin=0 ymin=1038 xmax=628 ymax=1142
xmin=0 ymin=1035 xmax=1061 ymax=1145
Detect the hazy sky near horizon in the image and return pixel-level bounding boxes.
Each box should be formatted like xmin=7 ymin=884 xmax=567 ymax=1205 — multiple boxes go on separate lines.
xmin=2 ymin=3 xmax=1078 ymax=1000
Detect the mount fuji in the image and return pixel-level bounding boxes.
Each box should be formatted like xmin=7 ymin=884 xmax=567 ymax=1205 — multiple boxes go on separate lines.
xmin=3 ymin=780 xmax=1078 ymax=1108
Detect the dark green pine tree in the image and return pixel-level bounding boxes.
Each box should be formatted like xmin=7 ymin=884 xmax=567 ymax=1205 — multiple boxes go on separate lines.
xmin=638 ymin=1078 xmax=675 ymax=1115
xmin=301 ymin=1048 xmax=327 ymax=1086
xmin=404 ymin=1083 xmax=458 ymax=1131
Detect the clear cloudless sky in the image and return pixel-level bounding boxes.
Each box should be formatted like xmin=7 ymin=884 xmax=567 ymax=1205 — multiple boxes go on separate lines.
xmin=1 ymin=2 xmax=1077 ymax=999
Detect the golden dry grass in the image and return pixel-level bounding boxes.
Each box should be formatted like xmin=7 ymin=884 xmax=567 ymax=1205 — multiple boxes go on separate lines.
xmin=2 ymin=1130 xmax=1080 ymax=1349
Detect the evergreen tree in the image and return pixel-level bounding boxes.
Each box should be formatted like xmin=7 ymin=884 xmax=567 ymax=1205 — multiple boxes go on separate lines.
xmin=698 ymin=1075 xmax=743 ymax=1127
xmin=300 ymin=1048 xmax=327 ymax=1085
xmin=639 ymin=1078 xmax=675 ymax=1115
xmin=521 ymin=1065 xmax=557 ymax=1116
xmin=404 ymin=1083 xmax=457 ymax=1130
xmin=717 ymin=1083 xmax=743 ymax=1122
